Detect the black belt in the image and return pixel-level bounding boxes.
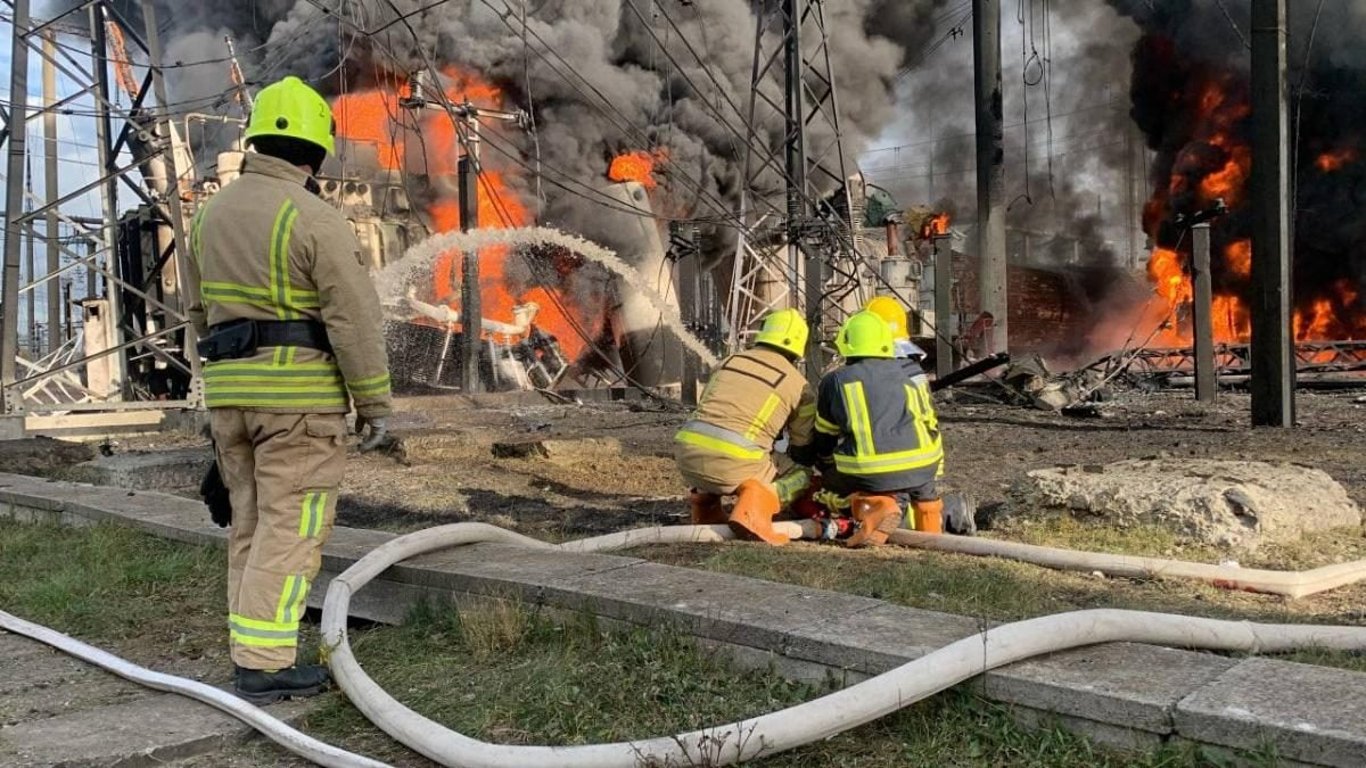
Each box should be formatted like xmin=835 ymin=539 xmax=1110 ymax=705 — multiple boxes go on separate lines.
xmin=254 ymin=320 xmax=331 ymax=352
xmin=204 ymin=319 xmax=332 ymax=356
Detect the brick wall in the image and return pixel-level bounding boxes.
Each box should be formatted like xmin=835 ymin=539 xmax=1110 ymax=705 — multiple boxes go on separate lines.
xmin=947 ymin=253 xmax=1145 ymax=356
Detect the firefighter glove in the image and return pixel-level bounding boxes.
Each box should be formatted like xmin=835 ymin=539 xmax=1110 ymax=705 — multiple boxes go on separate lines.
xmin=356 ymin=416 xmax=389 ymax=452
xmin=200 ymin=461 xmax=232 ymax=528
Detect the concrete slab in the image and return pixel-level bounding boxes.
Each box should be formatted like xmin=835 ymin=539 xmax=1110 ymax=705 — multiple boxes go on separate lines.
xmin=62 ymin=447 xmax=213 ymax=492
xmin=554 ymin=561 xmax=890 ymax=653
xmin=782 ymin=602 xmax=984 ymax=674
xmin=1176 ymin=658 xmax=1366 ymax=767
xmin=983 ymin=642 xmax=1240 ymax=735
xmin=0 ymin=691 xmax=305 ymax=768
xmin=0 ymin=636 xmax=150 ymax=726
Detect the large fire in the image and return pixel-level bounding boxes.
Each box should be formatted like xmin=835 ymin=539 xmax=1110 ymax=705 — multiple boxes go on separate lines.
xmin=1134 ymin=39 xmax=1365 ymax=349
xmin=333 ymin=68 xmax=595 ymax=359
xmin=607 ymin=149 xmax=667 ymax=189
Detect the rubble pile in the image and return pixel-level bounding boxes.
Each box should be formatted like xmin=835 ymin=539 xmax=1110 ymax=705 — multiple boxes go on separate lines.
xmin=1010 ymin=458 xmax=1363 ymax=551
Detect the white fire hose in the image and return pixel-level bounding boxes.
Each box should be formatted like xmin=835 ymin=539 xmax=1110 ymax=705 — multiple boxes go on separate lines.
xmin=6 ymin=520 xmax=1366 ymax=768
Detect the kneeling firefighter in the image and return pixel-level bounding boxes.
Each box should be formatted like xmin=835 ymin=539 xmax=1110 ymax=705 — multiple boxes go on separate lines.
xmin=187 ymin=76 xmax=392 ymax=703
xmin=811 ymin=311 xmax=945 ymax=547
xmin=674 ymin=309 xmax=818 ymax=545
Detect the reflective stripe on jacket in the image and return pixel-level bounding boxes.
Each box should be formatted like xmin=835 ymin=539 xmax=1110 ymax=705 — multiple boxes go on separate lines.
xmin=675 ymin=419 xmax=766 ymax=460
xmin=815 ymin=358 xmax=943 ymax=492
xmin=185 ymin=154 xmax=392 ymax=417
xmin=673 ymin=346 xmax=815 ymax=459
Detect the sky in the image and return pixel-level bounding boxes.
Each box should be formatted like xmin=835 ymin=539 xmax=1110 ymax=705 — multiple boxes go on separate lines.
xmin=2 ymin=15 xmax=130 ymax=341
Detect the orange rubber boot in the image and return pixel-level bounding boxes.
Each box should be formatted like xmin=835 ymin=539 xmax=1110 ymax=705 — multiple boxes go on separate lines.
xmin=689 ymin=490 xmax=727 ymax=525
xmin=913 ymin=498 xmax=944 ymax=534
xmin=846 ymin=493 xmax=900 ymax=548
xmin=727 ymin=480 xmax=788 ymax=545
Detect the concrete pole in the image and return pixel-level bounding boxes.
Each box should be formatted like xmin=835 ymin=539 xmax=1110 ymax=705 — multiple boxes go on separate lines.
xmin=89 ymin=5 xmax=126 ymax=397
xmin=933 ymin=233 xmax=953 ymax=379
xmin=1190 ymin=223 xmax=1216 ymax=403
xmin=677 ymin=250 xmax=699 ymax=408
xmin=25 ymin=178 xmax=35 ymax=354
xmin=972 ymin=0 xmax=1007 ymax=355
xmin=62 ymin=280 xmax=72 ymax=343
xmin=84 ymin=238 xmax=96 ymax=299
xmin=458 ymin=138 xmax=482 ymax=393
xmin=41 ymin=31 xmax=60 ymax=357
xmin=1 ymin=0 xmax=32 ymax=413
xmin=1250 ymin=0 xmax=1295 ymax=427
xmin=1125 ymin=125 xmax=1136 ymax=269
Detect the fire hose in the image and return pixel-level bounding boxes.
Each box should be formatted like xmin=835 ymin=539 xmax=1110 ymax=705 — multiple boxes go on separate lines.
xmin=7 ymin=521 xmax=1366 ymax=768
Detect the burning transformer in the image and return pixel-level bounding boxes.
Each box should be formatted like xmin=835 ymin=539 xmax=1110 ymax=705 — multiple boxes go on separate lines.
xmin=113 ymin=120 xmax=582 ymax=395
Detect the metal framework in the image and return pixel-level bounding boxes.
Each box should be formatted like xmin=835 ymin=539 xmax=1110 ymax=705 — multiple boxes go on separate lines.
xmin=1 ymin=0 xmax=202 ymax=432
xmin=1102 ymin=340 xmax=1366 ymax=377
xmin=728 ymin=0 xmax=871 ymax=376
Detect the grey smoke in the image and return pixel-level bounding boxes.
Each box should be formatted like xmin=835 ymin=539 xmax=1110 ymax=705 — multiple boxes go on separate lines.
xmin=870 ymin=0 xmax=1140 ymax=270
xmin=73 ymin=0 xmax=956 ymax=257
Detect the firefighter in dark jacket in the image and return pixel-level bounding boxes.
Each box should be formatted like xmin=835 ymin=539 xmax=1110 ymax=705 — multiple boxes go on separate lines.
xmin=810 ymin=310 xmax=945 ymax=547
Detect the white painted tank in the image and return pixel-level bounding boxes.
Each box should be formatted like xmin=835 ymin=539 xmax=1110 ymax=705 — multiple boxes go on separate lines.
xmin=581 ymin=182 xmax=682 ymax=387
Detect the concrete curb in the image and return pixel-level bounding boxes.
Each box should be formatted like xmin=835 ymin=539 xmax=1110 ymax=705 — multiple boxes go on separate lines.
xmin=1 ymin=471 xmax=1363 ymax=766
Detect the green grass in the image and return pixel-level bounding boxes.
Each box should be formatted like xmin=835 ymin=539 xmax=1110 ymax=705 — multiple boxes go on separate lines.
xmin=305 ymin=598 xmax=1234 ymax=767
xmin=0 ymin=518 xmax=225 ymax=650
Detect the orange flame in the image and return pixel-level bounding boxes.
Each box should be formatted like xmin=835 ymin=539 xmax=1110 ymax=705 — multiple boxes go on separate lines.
xmin=1147 ymin=247 xmax=1190 ymax=308
xmin=1224 ymin=239 xmax=1251 ymax=280
xmin=1198 ymin=144 xmax=1250 ymax=206
xmin=920 ymin=212 xmax=951 ymax=239
xmin=332 ymin=68 xmax=596 ymax=360
xmin=1316 ymin=147 xmax=1359 ymax=173
xmin=608 ymin=149 xmax=667 ymax=189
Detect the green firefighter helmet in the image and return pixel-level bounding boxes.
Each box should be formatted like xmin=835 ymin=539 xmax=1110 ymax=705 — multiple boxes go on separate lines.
xmin=836 ymin=310 xmax=895 ymax=359
xmin=753 ymin=308 xmax=809 ymax=358
xmin=244 ymin=76 xmax=336 ymax=155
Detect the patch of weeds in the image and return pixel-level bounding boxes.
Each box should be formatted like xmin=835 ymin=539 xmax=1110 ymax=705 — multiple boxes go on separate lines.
xmin=0 ymin=518 xmax=224 ymax=643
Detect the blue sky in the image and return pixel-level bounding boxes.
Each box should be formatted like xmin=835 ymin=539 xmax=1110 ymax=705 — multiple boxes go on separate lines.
xmin=3 ymin=17 xmax=127 ymax=332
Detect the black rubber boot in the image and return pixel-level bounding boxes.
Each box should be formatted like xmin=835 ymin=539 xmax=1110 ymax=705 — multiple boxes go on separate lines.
xmin=234 ymin=664 xmax=331 ymax=704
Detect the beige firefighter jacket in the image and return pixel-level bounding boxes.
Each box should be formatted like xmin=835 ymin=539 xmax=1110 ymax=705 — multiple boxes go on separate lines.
xmin=674 ymin=346 xmax=816 ymax=482
xmin=186 ymin=154 xmax=391 ymax=418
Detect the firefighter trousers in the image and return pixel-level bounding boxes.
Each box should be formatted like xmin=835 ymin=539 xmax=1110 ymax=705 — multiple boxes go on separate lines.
xmin=675 ymin=444 xmax=810 ymax=506
xmin=211 ymin=409 xmax=347 ymax=670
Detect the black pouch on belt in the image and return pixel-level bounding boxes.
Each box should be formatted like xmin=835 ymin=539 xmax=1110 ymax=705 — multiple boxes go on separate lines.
xmin=196 ymin=318 xmax=258 ymax=361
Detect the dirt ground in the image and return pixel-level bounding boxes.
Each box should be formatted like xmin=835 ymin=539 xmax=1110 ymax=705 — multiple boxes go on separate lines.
xmin=319 ymin=386 xmax=1366 ymax=546
xmin=19 ymin=384 xmax=1365 ymax=552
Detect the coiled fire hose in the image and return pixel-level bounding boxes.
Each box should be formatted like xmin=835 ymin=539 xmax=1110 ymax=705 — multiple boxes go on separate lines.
xmin=6 ymin=520 xmax=1366 ymax=768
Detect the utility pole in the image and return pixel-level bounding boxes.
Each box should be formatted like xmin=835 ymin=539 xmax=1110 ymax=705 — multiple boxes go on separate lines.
xmin=62 ymin=280 xmax=71 ymax=342
xmin=457 ymin=136 xmax=481 ymax=394
xmin=1250 ymin=0 xmax=1295 ymax=426
xmin=90 ymin=4 xmax=126 ymax=396
xmin=401 ymin=70 xmax=527 ymax=394
xmin=933 ymin=233 xmax=953 ymax=379
xmin=2 ymin=0 xmax=32 ymax=414
xmin=972 ymin=0 xmax=1007 ymax=355
xmin=1124 ymin=125 xmax=1138 ymax=271
xmin=1190 ymin=223 xmax=1216 ymax=402
xmin=25 ymin=154 xmax=36 ymax=356
xmin=41 ymin=31 xmax=60 ymax=357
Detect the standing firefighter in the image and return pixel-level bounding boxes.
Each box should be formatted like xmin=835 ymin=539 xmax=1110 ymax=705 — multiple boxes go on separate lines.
xmin=674 ymin=309 xmax=817 ymax=545
xmin=812 ymin=311 xmax=944 ymax=547
xmin=187 ymin=76 xmax=391 ymax=703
